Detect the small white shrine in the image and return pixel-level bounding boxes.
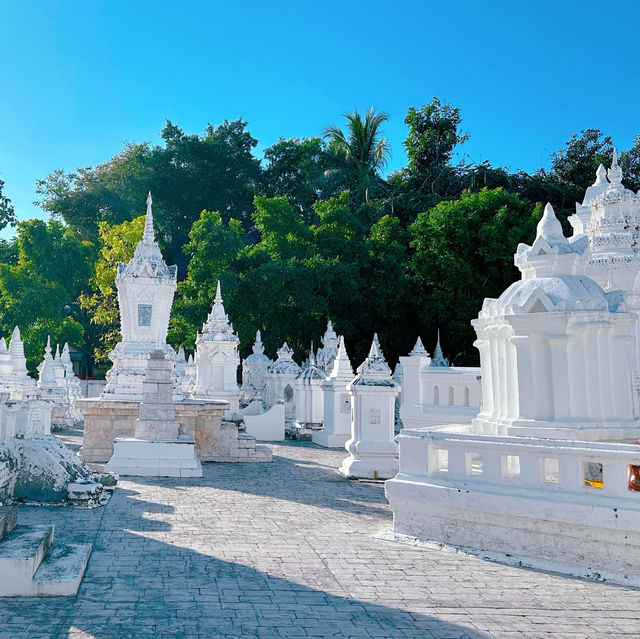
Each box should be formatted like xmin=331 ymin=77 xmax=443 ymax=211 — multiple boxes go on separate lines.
xmin=387 ymin=157 xmax=640 ymax=584
xmin=340 ymin=335 xmax=399 ymax=479
xmin=293 ymin=350 xmax=325 ymax=435
xmin=102 ymin=192 xmax=178 ymax=400
xmin=313 ymin=336 xmax=354 ymax=448
xmin=192 ymin=281 xmax=241 ymax=417
xmin=315 ymin=321 xmax=340 ymax=373
xmin=240 ymin=330 xmax=272 ymax=405
xmin=264 ymin=342 xmax=300 ymax=421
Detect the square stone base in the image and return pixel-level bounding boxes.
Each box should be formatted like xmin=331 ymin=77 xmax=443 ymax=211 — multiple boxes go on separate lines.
xmin=312 ymin=431 xmax=349 ymax=448
xmin=106 ymin=438 xmax=203 ymax=478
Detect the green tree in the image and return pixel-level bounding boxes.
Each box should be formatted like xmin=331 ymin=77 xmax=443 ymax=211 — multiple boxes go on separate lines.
xmin=79 ymin=216 xmax=146 ymax=365
xmin=37 ymin=119 xmax=262 ymax=276
xmin=0 ymin=178 xmax=16 ymax=232
xmin=324 ymin=107 xmax=390 ymax=205
xmin=403 ymin=98 xmax=468 ymax=194
xmin=410 ymin=189 xmax=542 ymax=364
xmin=620 ymin=134 xmax=640 ymax=192
xmin=262 ymin=137 xmax=332 ymax=223
xmin=0 ymin=220 xmax=94 ymax=371
xmin=550 ymin=129 xmax=613 ymax=195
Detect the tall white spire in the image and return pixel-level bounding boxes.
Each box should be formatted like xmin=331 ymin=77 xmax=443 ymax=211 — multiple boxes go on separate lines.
xmin=608 ymin=148 xmax=623 ymax=186
xmin=252 ymin=329 xmax=265 ymax=355
xmin=431 ymin=329 xmax=449 ymax=367
xmin=143 ymin=191 xmax=155 ymax=242
xmin=327 ymin=335 xmax=354 ymax=382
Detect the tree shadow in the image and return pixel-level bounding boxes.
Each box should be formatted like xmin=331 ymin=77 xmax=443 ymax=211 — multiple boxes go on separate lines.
xmin=118 ymin=441 xmax=393 ymax=521
xmin=0 ymin=484 xmax=489 ymax=639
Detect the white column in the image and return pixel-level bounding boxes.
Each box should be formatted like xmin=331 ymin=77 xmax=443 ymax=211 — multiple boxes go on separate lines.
xmin=549 ymin=333 xmax=571 ymax=421
xmin=510 ymin=335 xmax=533 ymax=420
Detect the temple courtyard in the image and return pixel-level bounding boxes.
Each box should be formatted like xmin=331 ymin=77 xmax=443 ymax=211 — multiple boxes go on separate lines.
xmin=0 ymin=437 xmax=638 ymax=639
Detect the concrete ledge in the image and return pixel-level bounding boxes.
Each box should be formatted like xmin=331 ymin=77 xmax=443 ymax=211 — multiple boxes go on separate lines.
xmin=386 ymin=475 xmax=640 ymax=586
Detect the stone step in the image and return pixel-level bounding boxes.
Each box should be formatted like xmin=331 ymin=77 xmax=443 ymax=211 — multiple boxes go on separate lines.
xmin=0 ymin=525 xmax=53 ymax=595
xmin=32 ymin=543 xmax=92 ymax=596
xmin=0 ymin=507 xmax=17 ymax=543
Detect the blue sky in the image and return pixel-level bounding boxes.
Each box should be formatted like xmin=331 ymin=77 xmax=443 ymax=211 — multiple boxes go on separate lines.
xmin=1 ymin=0 xmax=639 ymax=228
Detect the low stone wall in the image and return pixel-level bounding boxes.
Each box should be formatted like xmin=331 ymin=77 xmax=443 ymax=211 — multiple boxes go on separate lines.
xmin=78 ymin=398 xmax=271 ymax=463
xmin=386 ymin=426 xmax=640 ymax=585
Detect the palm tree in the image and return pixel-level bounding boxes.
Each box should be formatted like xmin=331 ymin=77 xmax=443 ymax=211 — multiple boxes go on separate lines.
xmin=324 ymin=107 xmax=390 ymax=204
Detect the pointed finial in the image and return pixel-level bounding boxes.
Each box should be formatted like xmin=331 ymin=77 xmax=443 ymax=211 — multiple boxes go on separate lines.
xmin=328 ymin=335 xmax=354 ymax=381
xmin=253 ymin=329 xmax=265 ymax=355
xmin=45 ymin=335 xmax=52 ymax=356
xmin=370 ymin=333 xmax=382 ymax=358
xmin=11 ymin=326 xmax=20 ymax=341
xmin=410 ymin=336 xmax=427 ymax=356
xmin=536 ymin=203 xmax=567 ymax=244
xmin=431 ymin=329 xmax=450 ymax=367
xmin=143 ymin=191 xmax=155 ymax=242
xmin=0 ymin=338 xmax=6 ymax=352
xmin=594 ymin=163 xmax=608 ymax=185
xmin=54 ymin=344 xmax=60 ymax=360
xmin=215 ymin=280 xmax=222 ymax=304
xmin=608 ymin=148 xmax=623 ymax=185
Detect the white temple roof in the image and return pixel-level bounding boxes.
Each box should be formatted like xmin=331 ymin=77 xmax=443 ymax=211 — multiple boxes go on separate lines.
xmin=481 ymin=274 xmax=618 ymax=317
xmin=117 ymin=192 xmax=177 ymax=281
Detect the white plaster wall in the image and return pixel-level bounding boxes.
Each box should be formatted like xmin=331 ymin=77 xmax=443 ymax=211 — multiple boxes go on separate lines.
xmin=243 ymin=403 xmax=285 ymax=441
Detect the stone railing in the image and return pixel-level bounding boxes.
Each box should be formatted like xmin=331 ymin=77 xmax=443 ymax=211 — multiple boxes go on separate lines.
xmin=396 ymin=426 xmax=640 ymax=499
xmin=386 ymin=425 xmax=640 ymax=584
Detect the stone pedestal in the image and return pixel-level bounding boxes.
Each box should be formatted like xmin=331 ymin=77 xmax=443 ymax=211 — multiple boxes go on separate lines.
xmin=106 ymin=438 xmax=202 ymax=477
xmin=105 ymin=349 xmax=203 ymax=478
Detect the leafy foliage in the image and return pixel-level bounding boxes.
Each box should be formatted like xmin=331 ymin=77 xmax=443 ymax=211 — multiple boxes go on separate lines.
xmin=3 ymin=104 xmax=640 ymax=373
xmin=0 ymin=220 xmax=94 ymax=371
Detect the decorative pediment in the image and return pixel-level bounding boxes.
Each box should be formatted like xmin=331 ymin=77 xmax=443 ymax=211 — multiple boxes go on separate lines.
xmin=521 ymin=288 xmax=556 ymax=314
xmin=208 ymin=349 xmax=230 ymax=362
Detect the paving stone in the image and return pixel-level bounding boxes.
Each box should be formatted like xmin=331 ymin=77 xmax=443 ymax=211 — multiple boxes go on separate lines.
xmin=1 ymin=440 xmax=640 ymax=638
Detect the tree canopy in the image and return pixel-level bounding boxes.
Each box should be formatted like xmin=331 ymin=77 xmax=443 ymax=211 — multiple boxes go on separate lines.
xmin=3 ymin=101 xmax=639 ymax=373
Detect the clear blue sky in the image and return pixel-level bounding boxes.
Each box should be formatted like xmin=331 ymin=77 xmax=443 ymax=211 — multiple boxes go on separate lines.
xmin=1 ymin=0 xmax=639 ymax=227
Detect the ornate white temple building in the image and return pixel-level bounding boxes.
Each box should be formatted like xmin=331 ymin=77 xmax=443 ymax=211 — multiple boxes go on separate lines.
xmin=386 ymin=155 xmax=640 ymax=585
xmin=192 ymin=281 xmax=241 ymax=417
xmin=102 ymin=192 xmax=178 ymax=400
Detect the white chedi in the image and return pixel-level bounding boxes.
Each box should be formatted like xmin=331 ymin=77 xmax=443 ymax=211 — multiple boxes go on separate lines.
xmin=316 ymin=321 xmax=340 ymax=374
xmin=36 ymin=337 xmax=76 ymax=429
xmin=339 ymin=335 xmax=400 ymax=479
xmin=60 ymin=343 xmax=83 ymax=423
xmin=313 ymin=336 xmax=354 ymax=448
xmin=240 ymin=330 xmax=272 ymax=406
xmin=293 ymin=349 xmax=325 ymax=433
xmin=102 ymin=192 xmax=178 ymax=400
xmin=473 ymin=201 xmax=637 ymax=440
xmin=192 ymin=281 xmax=241 ymax=416
xmin=264 ymin=342 xmax=300 ymax=422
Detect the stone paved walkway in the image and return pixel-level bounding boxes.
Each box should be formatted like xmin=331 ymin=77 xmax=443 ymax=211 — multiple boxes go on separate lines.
xmin=1 ymin=440 xmax=640 ymax=638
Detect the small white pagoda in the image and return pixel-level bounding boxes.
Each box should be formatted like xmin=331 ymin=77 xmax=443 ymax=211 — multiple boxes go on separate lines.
xmin=340 ymin=335 xmax=399 ymax=479
xmin=313 ymin=336 xmax=354 ymax=448
xmin=192 ymin=281 xmax=241 ymax=417
xmin=240 ymin=330 xmax=272 ymax=405
xmin=102 ymin=192 xmax=178 ymax=400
